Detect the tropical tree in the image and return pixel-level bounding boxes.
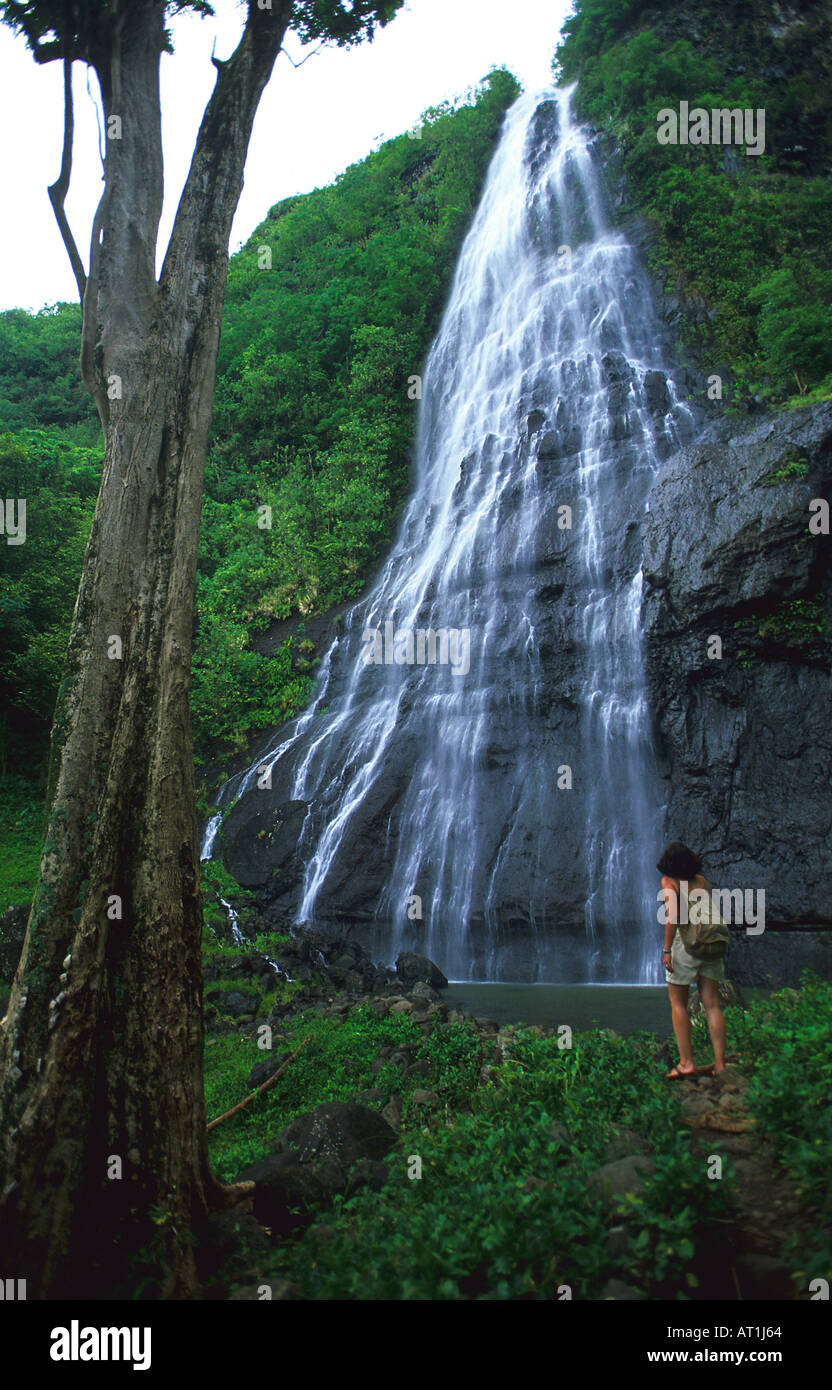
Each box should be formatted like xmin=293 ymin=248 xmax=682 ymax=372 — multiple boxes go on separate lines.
xmin=0 ymin=0 xmax=402 ymax=1299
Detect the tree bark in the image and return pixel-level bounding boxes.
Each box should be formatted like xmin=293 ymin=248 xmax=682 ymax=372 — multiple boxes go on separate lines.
xmin=0 ymin=0 xmax=291 ymax=1299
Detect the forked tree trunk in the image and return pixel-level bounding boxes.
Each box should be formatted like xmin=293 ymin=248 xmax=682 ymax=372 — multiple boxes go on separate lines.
xmin=0 ymin=0 xmax=290 ymax=1299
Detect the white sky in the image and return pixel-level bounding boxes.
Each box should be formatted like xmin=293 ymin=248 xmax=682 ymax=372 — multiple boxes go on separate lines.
xmin=0 ymin=0 xmax=573 ymax=313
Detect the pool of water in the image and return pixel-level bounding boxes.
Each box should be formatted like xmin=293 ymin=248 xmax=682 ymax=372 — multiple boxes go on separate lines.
xmin=442 ymin=983 xmax=769 ymax=1036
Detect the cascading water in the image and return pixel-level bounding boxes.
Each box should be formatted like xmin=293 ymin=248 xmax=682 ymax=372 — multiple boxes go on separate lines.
xmin=202 ymin=85 xmax=697 ymax=983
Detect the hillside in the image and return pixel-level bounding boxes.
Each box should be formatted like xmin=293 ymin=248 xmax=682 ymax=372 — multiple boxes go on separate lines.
xmin=556 ymin=0 xmax=832 ymax=405
xmin=0 ymin=69 xmax=518 ymax=805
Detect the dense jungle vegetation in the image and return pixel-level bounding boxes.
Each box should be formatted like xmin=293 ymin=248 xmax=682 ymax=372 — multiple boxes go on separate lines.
xmin=557 ymin=0 xmax=832 ymax=405
xmin=0 ymin=68 xmax=518 ymax=897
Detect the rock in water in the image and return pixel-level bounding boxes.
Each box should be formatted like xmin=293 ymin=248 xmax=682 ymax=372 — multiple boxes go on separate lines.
xmin=395 ymin=952 xmax=448 ymax=989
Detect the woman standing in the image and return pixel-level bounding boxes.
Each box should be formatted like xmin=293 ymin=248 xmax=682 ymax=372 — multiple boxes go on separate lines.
xmin=658 ymin=840 xmax=727 ymax=1078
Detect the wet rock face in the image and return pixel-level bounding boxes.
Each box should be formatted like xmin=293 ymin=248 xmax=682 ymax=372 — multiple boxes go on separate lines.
xmin=642 ymin=399 xmax=832 ymax=926
xmin=222 ymin=797 xmax=308 ymax=891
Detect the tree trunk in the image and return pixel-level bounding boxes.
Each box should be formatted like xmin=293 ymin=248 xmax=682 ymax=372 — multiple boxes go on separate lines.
xmin=0 ymin=0 xmax=291 ymax=1299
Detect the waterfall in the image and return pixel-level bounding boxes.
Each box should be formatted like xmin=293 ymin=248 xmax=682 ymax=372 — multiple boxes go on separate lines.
xmin=203 ymin=85 xmax=696 ymax=983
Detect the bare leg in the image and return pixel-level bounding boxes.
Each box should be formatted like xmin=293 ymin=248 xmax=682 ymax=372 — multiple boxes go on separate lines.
xmin=667 ymin=982 xmax=695 ymax=1073
xmin=698 ymin=975 xmax=727 ymax=1072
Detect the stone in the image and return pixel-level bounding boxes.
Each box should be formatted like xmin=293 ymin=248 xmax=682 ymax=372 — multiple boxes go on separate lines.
xmin=605 ymin=1128 xmax=649 ymax=1161
xmin=232 ymin=1154 xmax=328 ymax=1237
xmin=390 ymin=999 xmax=413 ymax=1014
xmin=219 ymin=990 xmax=258 ymax=1017
xmin=247 ymin=1053 xmax=290 ymax=1090
xmin=713 ymin=1065 xmax=747 ymax=1090
xmin=405 ymin=1059 xmax=430 ymax=1080
xmin=271 ymin=1102 xmax=397 ymax=1167
xmin=734 ymin=1254 xmax=795 ymax=1300
xmin=410 ymin=981 xmax=440 ymax=1002
xmin=589 ymin=1155 xmax=655 ymax=1205
xmin=355 ymin=1087 xmax=387 ymax=1105
xmin=381 ymin=1094 xmax=403 ymax=1131
xmin=193 ymin=1209 xmax=271 ymax=1283
xmin=411 ymin=1088 xmax=439 ymax=1106
xmin=395 ymin=952 xmax=449 ymax=989
xmin=346 ymin=1159 xmax=390 ymax=1194
xmin=222 ymin=798 xmax=308 ymax=891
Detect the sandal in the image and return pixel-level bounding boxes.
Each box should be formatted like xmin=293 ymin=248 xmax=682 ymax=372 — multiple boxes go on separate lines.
xmin=666 ymin=1063 xmax=697 ymax=1080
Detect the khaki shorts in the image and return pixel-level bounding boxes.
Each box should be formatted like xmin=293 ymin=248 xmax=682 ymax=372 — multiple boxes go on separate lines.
xmin=665 ymin=932 xmax=726 ymax=987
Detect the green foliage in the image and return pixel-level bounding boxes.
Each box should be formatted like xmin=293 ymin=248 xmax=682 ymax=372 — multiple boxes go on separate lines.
xmin=0 ymin=304 xmax=98 ymax=442
xmin=556 ymin=1 xmax=832 ymax=402
xmin=419 ymin=1018 xmax=482 ymax=1108
xmin=0 ymin=70 xmax=518 ymax=765
xmin=204 ymin=1004 xmax=419 ymax=1181
xmin=275 ymin=1024 xmax=732 ymax=1299
xmin=757 ymin=450 xmax=810 ymax=486
xmin=0 ymin=773 xmax=43 ymax=916
xmin=0 ymin=428 xmax=100 ymax=771
xmin=732 ymin=597 xmax=832 ymax=665
xmin=695 ymin=975 xmax=832 ymax=1281
xmin=290 ymin=0 xmax=404 ymax=47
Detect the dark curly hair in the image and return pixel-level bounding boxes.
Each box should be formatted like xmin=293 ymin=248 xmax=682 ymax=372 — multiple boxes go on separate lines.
xmin=656 ymin=840 xmax=702 ymax=880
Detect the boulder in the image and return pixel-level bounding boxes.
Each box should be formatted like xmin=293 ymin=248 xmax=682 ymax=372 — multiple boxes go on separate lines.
xmin=605 ymin=1128 xmax=649 ymax=1162
xmin=231 ymin=1153 xmax=328 ymax=1237
xmin=272 ymin=1102 xmax=397 ymax=1167
xmin=395 ymin=952 xmax=449 ymax=989
xmin=247 ymin=1053 xmax=290 ymax=1091
xmin=222 ymin=798 xmax=308 ymax=891
xmin=381 ymin=1094 xmax=403 ymax=1131
xmin=410 ymin=1088 xmax=439 ymax=1106
xmin=346 ymin=1159 xmax=390 ymax=1195
xmin=193 ymin=1209 xmax=271 ymax=1284
xmin=589 ymin=1155 xmax=655 ymax=1206
xmin=218 ymin=990 xmax=258 ymax=1017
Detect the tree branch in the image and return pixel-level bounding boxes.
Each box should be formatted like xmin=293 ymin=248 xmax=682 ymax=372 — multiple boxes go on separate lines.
xmin=159 ymin=0 xmax=292 ymax=324
xmin=205 ymin=1035 xmax=311 ymax=1132
xmin=47 ymin=54 xmax=87 ymax=302
xmin=280 ymin=40 xmax=325 ymax=68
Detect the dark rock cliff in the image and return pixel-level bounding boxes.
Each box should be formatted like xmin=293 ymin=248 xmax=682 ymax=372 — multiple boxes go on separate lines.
xmin=643 ymin=399 xmax=832 ymax=928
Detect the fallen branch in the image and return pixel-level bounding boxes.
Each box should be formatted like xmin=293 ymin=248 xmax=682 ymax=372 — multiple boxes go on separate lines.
xmin=206 ymin=1034 xmax=311 ymax=1133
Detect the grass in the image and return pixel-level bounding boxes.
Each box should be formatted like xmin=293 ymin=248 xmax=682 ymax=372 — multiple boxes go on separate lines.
xmin=201 ymin=977 xmax=832 ymax=1300
xmin=204 ymin=1005 xmax=422 ymax=1181
xmin=695 ymin=972 xmax=832 ymax=1284
xmin=0 ymin=774 xmax=43 ymax=914
xmin=205 ymin=1012 xmax=737 ymax=1299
